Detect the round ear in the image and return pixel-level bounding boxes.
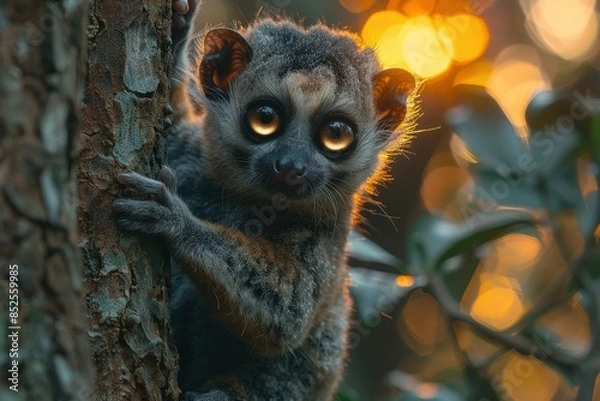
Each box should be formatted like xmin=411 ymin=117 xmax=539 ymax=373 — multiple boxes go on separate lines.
xmin=372 ymin=68 xmax=416 ymax=132
xmin=200 ymin=28 xmax=253 ymax=100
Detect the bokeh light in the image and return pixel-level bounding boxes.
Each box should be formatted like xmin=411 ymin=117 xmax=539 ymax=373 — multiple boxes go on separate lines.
xmin=439 ymin=14 xmax=489 ymax=63
xmin=339 ymin=0 xmax=376 ymax=14
xmin=493 ymin=234 xmax=542 ymax=273
xmin=400 ymin=291 xmax=446 ymax=355
xmin=388 ymin=0 xmax=436 ymax=16
xmin=361 ymin=10 xmax=407 ymax=48
xmin=535 ymin=293 xmax=591 ymax=357
xmin=401 ymin=16 xmax=454 ymax=78
xmin=469 ymin=279 xmax=525 ymax=331
xmin=486 ymin=45 xmax=551 ymax=136
xmin=523 ymin=0 xmax=600 ymax=60
xmin=361 ymin=4 xmax=490 ymax=79
xmin=489 ymin=352 xmax=569 ymax=401
xmin=396 ymin=275 xmax=416 ymax=287
xmin=455 ymin=321 xmax=504 ymax=366
xmin=453 ymin=60 xmax=493 ymax=87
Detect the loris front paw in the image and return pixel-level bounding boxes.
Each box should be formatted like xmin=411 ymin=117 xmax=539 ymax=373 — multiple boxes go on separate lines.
xmin=113 ymin=166 xmax=190 ymax=240
xmin=171 ymin=0 xmax=202 ymax=50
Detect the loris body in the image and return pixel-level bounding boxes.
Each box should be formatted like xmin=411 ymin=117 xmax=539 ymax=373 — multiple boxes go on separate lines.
xmin=114 ymin=3 xmax=416 ymax=400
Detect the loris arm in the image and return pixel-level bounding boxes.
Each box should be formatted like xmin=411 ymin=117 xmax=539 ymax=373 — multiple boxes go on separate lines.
xmin=112 ymin=168 xmax=334 ymax=355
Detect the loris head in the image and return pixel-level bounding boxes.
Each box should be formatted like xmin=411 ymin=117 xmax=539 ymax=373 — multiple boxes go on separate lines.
xmin=195 ymin=19 xmax=416 ymax=210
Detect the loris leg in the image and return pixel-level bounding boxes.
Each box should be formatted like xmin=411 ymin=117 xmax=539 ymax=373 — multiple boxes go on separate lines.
xmin=183 ymin=312 xmax=348 ymax=401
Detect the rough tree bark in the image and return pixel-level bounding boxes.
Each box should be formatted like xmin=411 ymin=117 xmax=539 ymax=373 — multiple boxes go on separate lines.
xmin=78 ymin=0 xmax=180 ymax=400
xmin=0 ymin=1 xmax=93 ymax=400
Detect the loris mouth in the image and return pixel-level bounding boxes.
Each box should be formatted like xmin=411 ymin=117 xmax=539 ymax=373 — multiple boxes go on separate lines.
xmin=263 ymin=170 xmax=317 ymax=200
xmin=253 ymin=158 xmax=320 ymax=200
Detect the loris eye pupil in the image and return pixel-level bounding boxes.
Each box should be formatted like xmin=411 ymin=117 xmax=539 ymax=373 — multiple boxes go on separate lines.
xmin=245 ymin=101 xmax=283 ymax=138
xmin=258 ymin=107 xmax=274 ymax=123
xmin=319 ymin=120 xmax=355 ymax=155
xmin=329 ymin=124 xmax=342 ymax=139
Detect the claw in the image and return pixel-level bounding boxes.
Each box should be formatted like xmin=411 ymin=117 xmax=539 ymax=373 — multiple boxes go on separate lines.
xmin=172 ymin=0 xmax=189 ymax=15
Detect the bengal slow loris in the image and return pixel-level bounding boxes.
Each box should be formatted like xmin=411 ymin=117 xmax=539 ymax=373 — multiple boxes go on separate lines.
xmin=113 ymin=1 xmax=417 ymax=400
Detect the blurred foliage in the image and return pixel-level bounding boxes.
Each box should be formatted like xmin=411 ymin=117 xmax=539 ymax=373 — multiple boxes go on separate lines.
xmin=348 ymin=69 xmax=600 ymax=400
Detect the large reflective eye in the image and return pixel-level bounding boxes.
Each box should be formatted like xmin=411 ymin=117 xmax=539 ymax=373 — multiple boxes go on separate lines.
xmin=245 ymin=102 xmax=282 ymax=137
xmin=318 ymin=120 xmax=355 ymax=153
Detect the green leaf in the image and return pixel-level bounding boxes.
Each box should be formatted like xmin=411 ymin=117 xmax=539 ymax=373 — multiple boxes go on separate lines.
xmin=349 ymin=268 xmax=425 ymax=328
xmin=407 ymin=210 xmax=535 ymax=272
xmin=447 ymin=86 xmax=526 ymax=170
xmin=334 ymin=385 xmax=360 ymax=401
xmin=525 ymin=90 xmax=572 ymax=132
xmin=577 ymin=190 xmax=599 ymax=242
xmin=528 ymin=128 xmax=580 ymax=177
xmin=592 ymin=115 xmax=600 ymax=162
xmin=443 ymin=252 xmax=481 ymax=301
xmin=347 ymin=231 xmax=406 ymax=271
xmin=544 ymin=163 xmax=584 ymax=212
xmin=587 ymin=246 xmax=600 ymax=280
xmin=472 ymin=168 xmax=544 ymax=210
xmin=463 ymin=365 xmax=501 ymax=401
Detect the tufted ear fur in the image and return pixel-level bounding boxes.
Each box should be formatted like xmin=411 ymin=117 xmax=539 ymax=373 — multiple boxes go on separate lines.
xmin=372 ymin=68 xmax=416 ymax=133
xmin=200 ymin=28 xmax=253 ymax=100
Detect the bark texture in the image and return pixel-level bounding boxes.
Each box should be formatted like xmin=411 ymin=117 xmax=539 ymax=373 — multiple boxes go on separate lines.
xmin=79 ymin=1 xmax=180 ymax=400
xmin=0 ymin=0 xmax=93 ymax=400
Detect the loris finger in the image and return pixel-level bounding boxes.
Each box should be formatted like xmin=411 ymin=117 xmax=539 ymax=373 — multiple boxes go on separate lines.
xmin=172 ymin=0 xmax=189 ymax=14
xmin=158 ymin=166 xmax=178 ymax=192
xmin=113 ymin=199 xmax=170 ymax=234
xmin=117 ymin=172 xmax=171 ymax=204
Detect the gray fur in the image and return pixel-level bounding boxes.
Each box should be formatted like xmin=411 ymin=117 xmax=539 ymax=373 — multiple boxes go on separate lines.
xmin=115 ymin=14 xmax=416 ymax=401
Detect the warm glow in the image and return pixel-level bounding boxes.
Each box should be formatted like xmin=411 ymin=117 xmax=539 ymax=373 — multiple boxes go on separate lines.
xmin=470 ymin=281 xmax=525 ymax=330
xmin=491 ymin=352 xmax=563 ymax=400
xmin=454 ymin=321 xmax=503 ymax=366
xmin=526 ymin=0 xmax=599 ymax=60
xmin=401 ymin=16 xmax=454 ymax=78
xmin=396 ymin=275 xmax=416 ymax=287
xmin=401 ymin=291 xmax=445 ymax=354
xmin=440 ymin=14 xmax=489 ymax=63
xmin=453 ymin=60 xmax=493 ymax=87
xmin=536 ymin=294 xmax=591 ymax=357
xmin=450 ymin=134 xmax=478 ymax=166
xmin=421 ymin=165 xmax=471 ymax=214
xmin=388 ymin=0 xmax=436 ymax=16
xmin=486 ymin=45 xmax=550 ymax=135
xmin=361 ymin=11 xmax=407 ymax=48
xmin=493 ymin=234 xmax=542 ymax=272
xmin=362 ymin=7 xmax=490 ymax=79
xmin=376 ymin=24 xmax=410 ymax=69
xmin=339 ymin=0 xmax=376 ymax=14
xmin=415 ymin=383 xmax=439 ymax=399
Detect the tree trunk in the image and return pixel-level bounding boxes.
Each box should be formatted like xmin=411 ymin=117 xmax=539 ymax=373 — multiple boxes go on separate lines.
xmin=78 ymin=0 xmax=180 ymax=400
xmin=0 ymin=1 xmax=93 ymax=400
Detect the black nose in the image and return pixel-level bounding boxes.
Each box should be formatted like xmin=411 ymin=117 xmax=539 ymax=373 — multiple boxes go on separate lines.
xmin=273 ymin=160 xmax=307 ymax=183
